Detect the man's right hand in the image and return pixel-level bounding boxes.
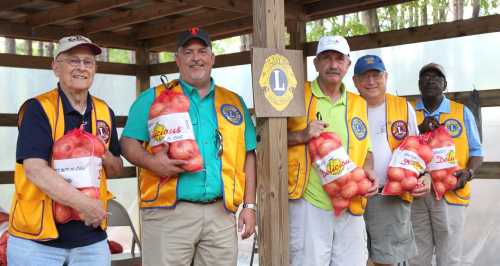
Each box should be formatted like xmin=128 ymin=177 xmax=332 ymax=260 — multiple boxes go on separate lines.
xmin=303 ymin=120 xmax=329 ymax=142
xmin=149 ymin=147 xmax=187 ymax=177
xmin=77 ymin=197 xmax=107 ymax=228
xmin=418 ymin=116 xmax=440 ymax=133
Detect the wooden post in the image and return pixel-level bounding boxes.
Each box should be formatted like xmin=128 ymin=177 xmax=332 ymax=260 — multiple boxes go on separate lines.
xmin=135 ymin=46 xmax=150 ymax=94
xmin=286 ymin=18 xmax=307 ymax=77
xmin=253 ymin=0 xmax=289 ymax=265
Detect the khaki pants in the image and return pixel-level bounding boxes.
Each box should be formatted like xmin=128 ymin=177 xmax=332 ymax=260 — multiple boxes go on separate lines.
xmin=410 ymin=192 xmax=466 ymax=266
xmin=141 ymin=201 xmax=237 ymax=266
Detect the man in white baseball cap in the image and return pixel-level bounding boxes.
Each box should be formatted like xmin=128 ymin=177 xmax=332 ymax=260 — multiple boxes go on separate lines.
xmin=7 ymin=35 xmax=122 ymax=266
xmin=287 ymin=35 xmax=378 ymax=266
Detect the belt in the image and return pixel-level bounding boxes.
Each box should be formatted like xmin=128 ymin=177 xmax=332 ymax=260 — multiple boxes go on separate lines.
xmin=180 ymin=197 xmax=222 ymax=205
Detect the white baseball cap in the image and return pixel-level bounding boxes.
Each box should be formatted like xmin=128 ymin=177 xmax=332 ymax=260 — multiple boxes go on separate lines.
xmin=54 ymin=35 xmax=102 ymax=58
xmin=316 ymin=35 xmax=350 ymax=56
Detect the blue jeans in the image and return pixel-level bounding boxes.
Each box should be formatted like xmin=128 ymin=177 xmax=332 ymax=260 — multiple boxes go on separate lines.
xmin=7 ymin=236 xmax=110 ymax=266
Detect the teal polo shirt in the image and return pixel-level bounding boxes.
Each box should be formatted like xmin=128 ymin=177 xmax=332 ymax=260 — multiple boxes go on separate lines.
xmin=122 ymin=78 xmax=256 ymax=202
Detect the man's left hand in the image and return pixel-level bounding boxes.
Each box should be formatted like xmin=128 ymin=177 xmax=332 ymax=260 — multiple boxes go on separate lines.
xmin=364 ymin=169 xmax=379 ymax=197
xmin=454 ymin=169 xmax=472 ymax=190
xmin=238 ymin=207 xmax=256 ymax=240
xmin=412 ymin=172 xmax=431 ymax=197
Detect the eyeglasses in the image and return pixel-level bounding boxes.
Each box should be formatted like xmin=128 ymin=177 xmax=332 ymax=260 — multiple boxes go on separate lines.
xmin=57 ymin=57 xmax=96 ymax=68
xmin=215 ymin=129 xmax=223 ymax=157
xmin=357 ymin=71 xmax=385 ymax=82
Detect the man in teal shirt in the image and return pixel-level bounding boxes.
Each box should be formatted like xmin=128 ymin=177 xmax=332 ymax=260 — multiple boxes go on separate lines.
xmin=121 ymin=28 xmax=257 ymax=266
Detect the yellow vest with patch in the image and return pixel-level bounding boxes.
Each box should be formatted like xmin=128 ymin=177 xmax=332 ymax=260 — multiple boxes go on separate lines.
xmin=9 ymin=89 xmax=113 ymax=240
xmin=288 ymin=81 xmax=369 ymax=215
xmin=138 ymin=80 xmax=247 ymax=212
xmin=414 ymin=99 xmax=470 ymax=205
xmin=385 ymin=94 xmax=414 ymax=202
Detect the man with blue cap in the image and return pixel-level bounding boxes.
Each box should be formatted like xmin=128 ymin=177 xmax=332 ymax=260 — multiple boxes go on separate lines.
xmin=353 ymin=55 xmax=430 ymax=266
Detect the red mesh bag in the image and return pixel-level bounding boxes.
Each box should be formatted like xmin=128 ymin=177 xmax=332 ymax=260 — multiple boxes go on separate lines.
xmin=148 ymin=89 xmax=203 ymax=173
xmin=0 ymin=211 xmax=9 ymax=266
xmin=383 ymin=136 xmax=432 ymax=196
xmin=308 ymin=132 xmax=372 ymax=216
xmin=426 ymin=125 xmax=459 ymax=200
xmin=52 ymin=127 xmax=104 ymax=224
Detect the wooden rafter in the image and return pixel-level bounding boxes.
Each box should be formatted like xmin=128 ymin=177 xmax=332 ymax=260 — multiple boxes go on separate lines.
xmin=304 ymin=0 xmax=411 ymax=20
xmin=162 ymin=0 xmax=252 ymax=14
xmin=28 ymin=0 xmax=134 ymax=28
xmin=0 ymin=0 xmax=37 ymax=12
xmin=0 ymin=20 xmax=137 ymax=49
xmin=145 ymin=16 xmax=253 ymax=51
xmin=84 ymin=2 xmax=202 ymax=34
xmin=136 ymin=9 xmax=246 ymax=40
xmin=303 ymin=14 xmax=500 ymax=56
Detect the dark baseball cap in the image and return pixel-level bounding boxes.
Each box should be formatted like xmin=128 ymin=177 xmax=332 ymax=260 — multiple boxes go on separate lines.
xmin=354 ymin=55 xmax=386 ymax=75
xmin=176 ymin=27 xmax=211 ymax=49
xmin=419 ymin=63 xmax=446 ymax=80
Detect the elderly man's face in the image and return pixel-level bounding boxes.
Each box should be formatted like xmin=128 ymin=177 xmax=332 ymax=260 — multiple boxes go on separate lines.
xmin=175 ymin=39 xmax=215 ymax=86
xmin=353 ymin=70 xmax=388 ymax=101
xmin=52 ymin=46 xmax=96 ymax=92
xmin=314 ymin=50 xmax=351 ymax=87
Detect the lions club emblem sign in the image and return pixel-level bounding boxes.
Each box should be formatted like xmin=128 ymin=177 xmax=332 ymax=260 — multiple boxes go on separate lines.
xmin=258 ymin=54 xmax=297 ymax=111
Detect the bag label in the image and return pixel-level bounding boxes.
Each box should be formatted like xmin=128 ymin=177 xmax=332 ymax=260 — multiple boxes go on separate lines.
xmin=314 ymin=147 xmax=357 ymax=184
xmin=389 ymin=149 xmax=426 ymax=174
xmin=53 ymin=156 xmax=102 ymax=188
xmin=428 ymin=146 xmax=457 ymax=170
xmin=148 ymin=112 xmax=194 ymax=146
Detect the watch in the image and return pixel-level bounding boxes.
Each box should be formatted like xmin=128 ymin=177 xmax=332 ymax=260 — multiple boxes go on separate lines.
xmin=243 ymin=203 xmax=257 ymax=211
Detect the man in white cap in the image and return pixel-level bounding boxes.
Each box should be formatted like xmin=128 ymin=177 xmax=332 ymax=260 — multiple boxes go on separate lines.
xmin=287 ymin=35 xmax=378 ymax=266
xmin=7 ymin=35 xmax=123 ymax=265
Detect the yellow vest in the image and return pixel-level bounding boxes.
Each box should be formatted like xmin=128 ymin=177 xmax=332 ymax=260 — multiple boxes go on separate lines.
xmin=138 ymin=80 xmax=247 ymax=212
xmin=288 ymin=81 xmax=369 ymax=215
xmin=414 ymin=99 xmax=470 ymax=205
xmin=385 ymin=94 xmax=414 ymax=202
xmin=9 ymin=89 xmax=113 ymax=240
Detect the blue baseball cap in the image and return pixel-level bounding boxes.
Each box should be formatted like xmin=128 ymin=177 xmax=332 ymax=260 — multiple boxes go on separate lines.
xmin=354 ymin=55 xmax=386 ymax=75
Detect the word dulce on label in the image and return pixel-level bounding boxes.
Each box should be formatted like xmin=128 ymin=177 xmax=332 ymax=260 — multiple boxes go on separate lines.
xmin=315 ymin=147 xmax=357 ymax=184
xmin=148 ymin=112 xmax=195 ymax=147
xmin=389 ymin=149 xmax=426 ymax=174
xmin=428 ymin=146 xmax=457 ymax=171
xmin=53 ymin=156 xmax=102 ymax=188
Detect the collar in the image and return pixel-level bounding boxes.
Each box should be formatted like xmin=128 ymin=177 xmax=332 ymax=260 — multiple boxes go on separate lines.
xmin=415 ymin=96 xmax=450 ymax=116
xmin=57 ymin=83 xmax=93 ymax=115
xmin=311 ymin=79 xmax=346 ymax=105
xmin=179 ymin=78 xmax=215 ymax=97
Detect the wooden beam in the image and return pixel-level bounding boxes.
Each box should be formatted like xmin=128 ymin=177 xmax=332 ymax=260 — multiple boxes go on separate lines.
xmin=253 ymin=0 xmax=289 ymax=265
xmin=0 ymin=20 xmax=138 ymax=50
xmin=28 ymin=0 xmax=133 ymax=28
xmin=149 ymin=51 xmax=251 ymax=76
xmin=84 ymin=2 xmax=200 ymax=34
xmin=136 ymin=10 xmax=246 ymax=40
xmin=0 ymin=0 xmax=36 ymax=12
xmin=0 ymin=166 xmax=137 ymax=185
xmin=145 ymin=16 xmax=253 ymax=51
xmin=136 ymin=47 xmax=150 ymax=93
xmin=0 ymin=113 xmax=128 ymax=128
xmin=163 ymin=0 xmax=252 ymax=14
xmin=304 ymin=0 xmax=411 ymax=20
xmin=304 ymin=14 xmax=500 ymax=56
xmin=0 ymin=53 xmax=136 ymax=75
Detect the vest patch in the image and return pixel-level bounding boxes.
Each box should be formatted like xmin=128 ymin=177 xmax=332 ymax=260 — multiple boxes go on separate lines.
xmin=444 ymin=118 xmax=462 ymax=138
xmin=220 ymin=104 xmax=243 ymax=125
xmin=96 ymin=120 xmax=111 ymax=144
xmin=391 ymin=120 xmax=408 ymax=140
xmin=351 ymin=117 xmax=367 ymax=140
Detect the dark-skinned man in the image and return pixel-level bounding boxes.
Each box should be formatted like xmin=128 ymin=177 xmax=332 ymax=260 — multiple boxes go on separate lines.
xmin=410 ymin=63 xmax=483 ymax=266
